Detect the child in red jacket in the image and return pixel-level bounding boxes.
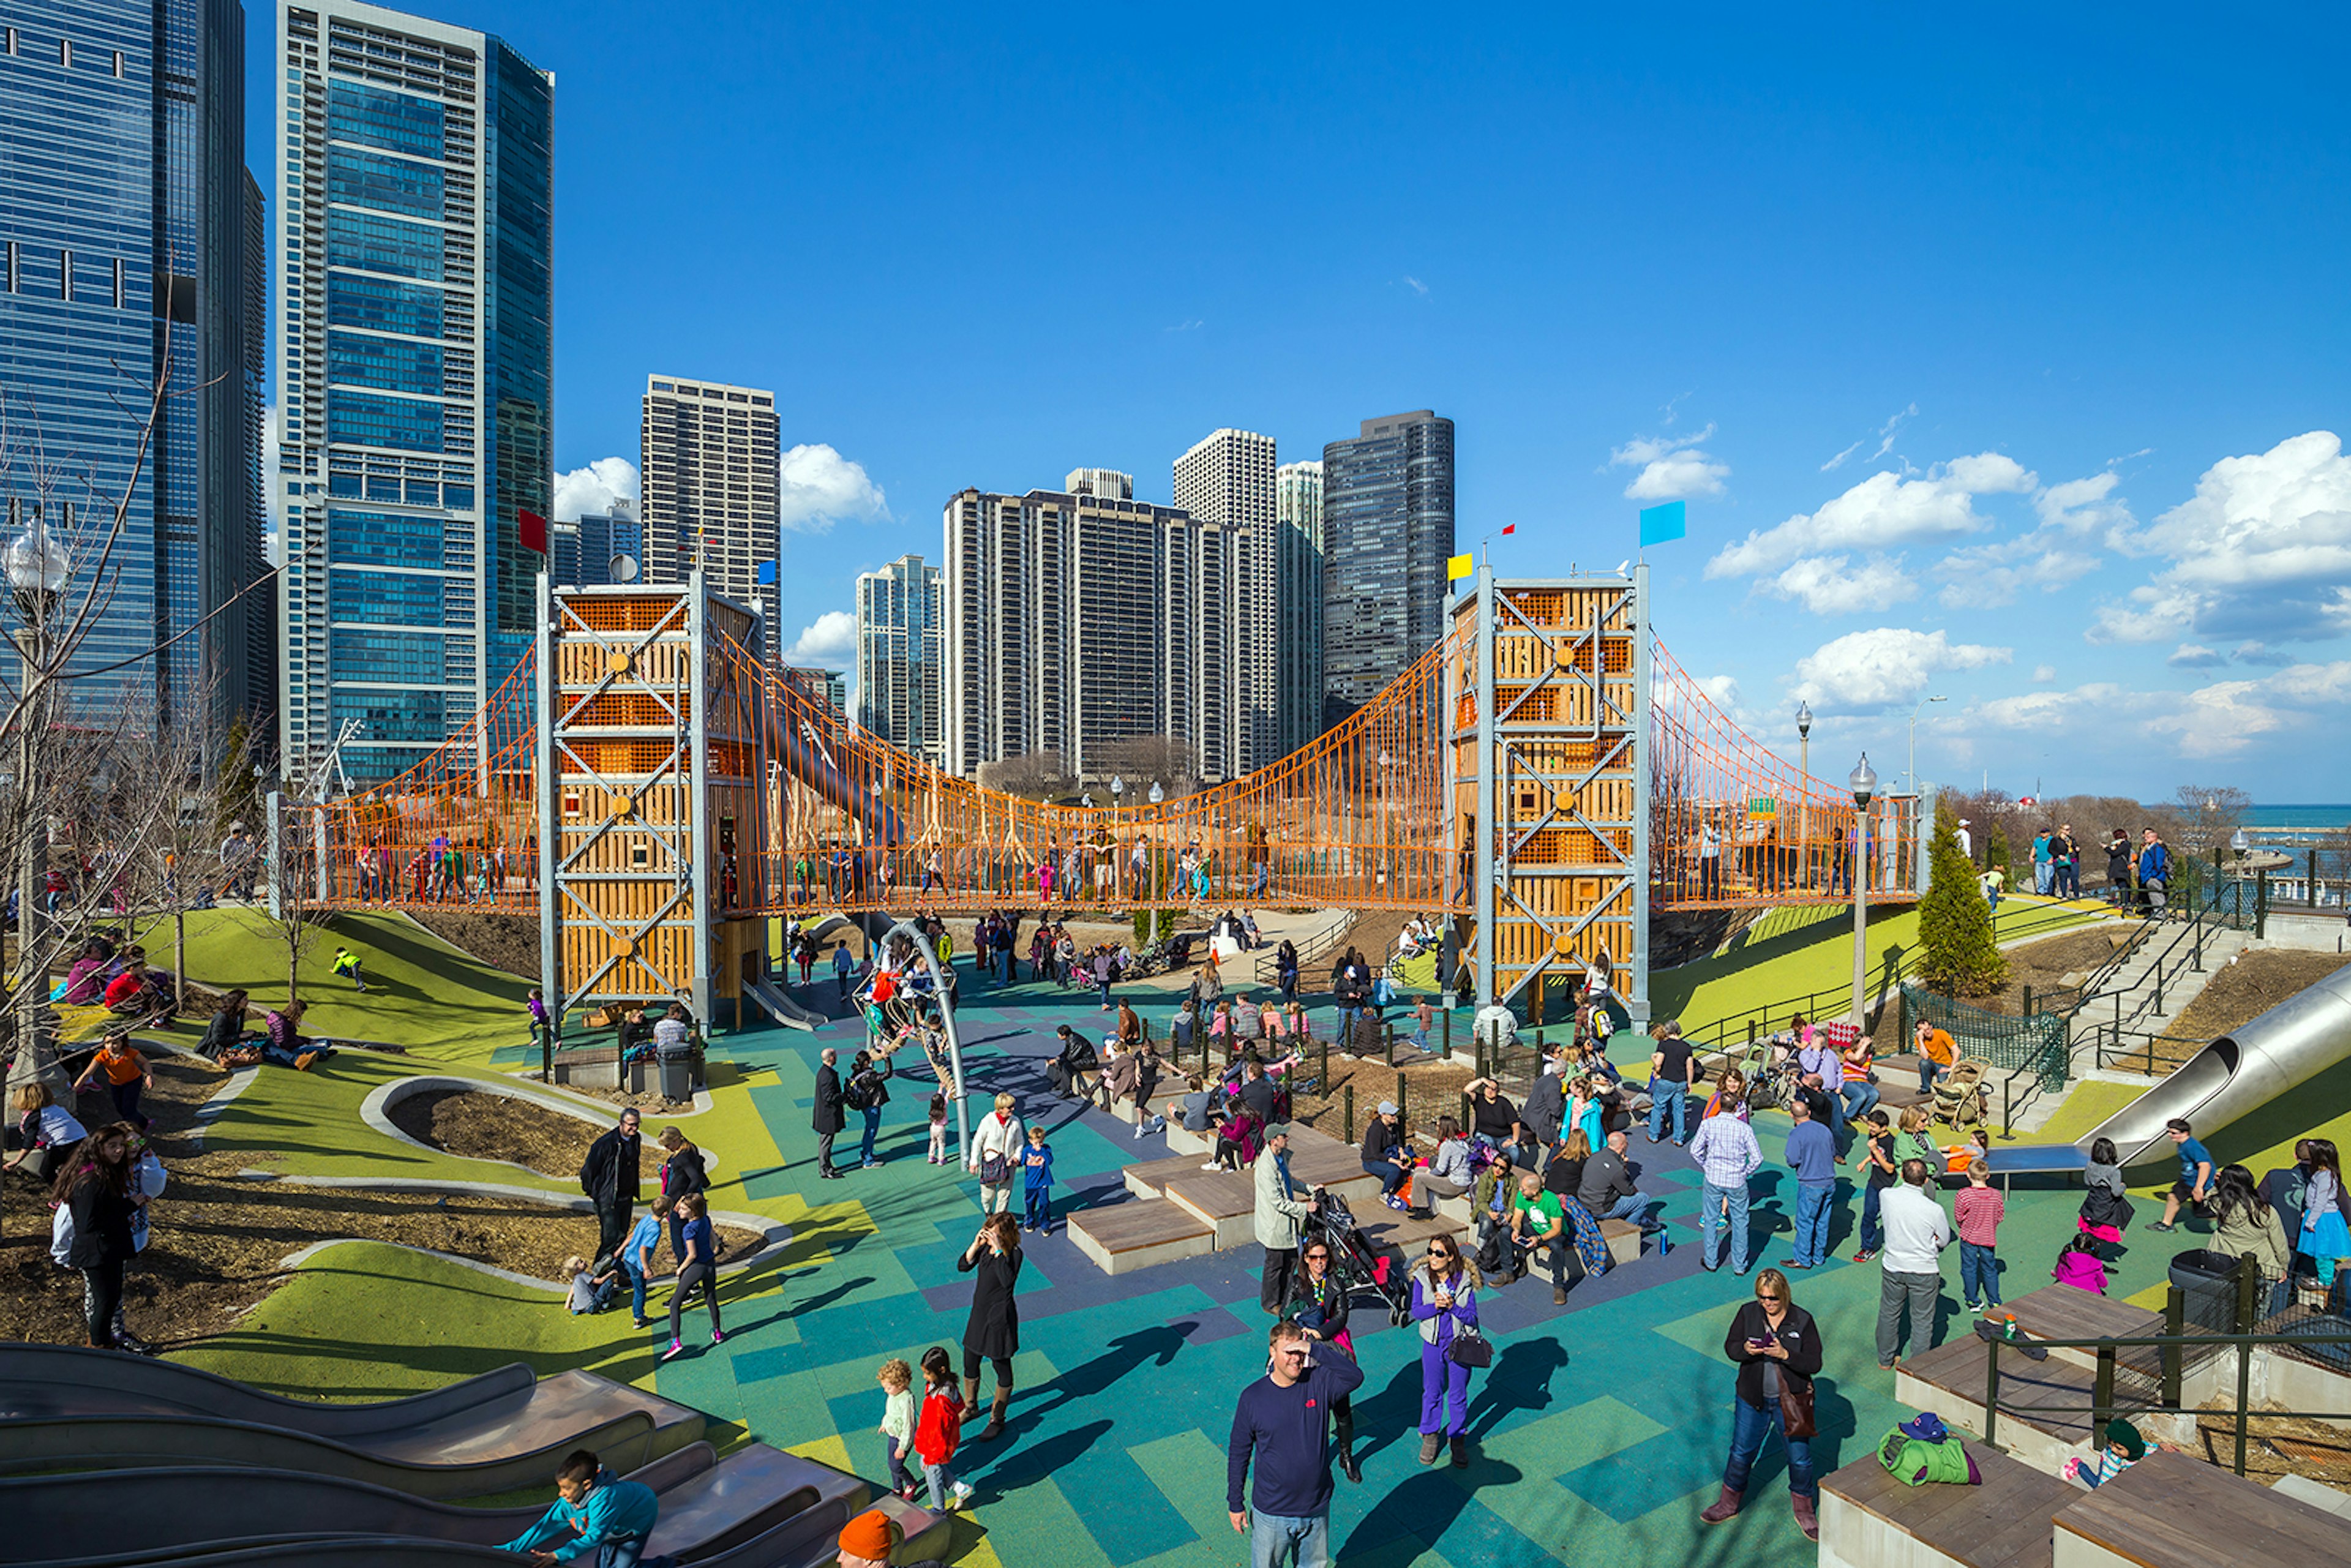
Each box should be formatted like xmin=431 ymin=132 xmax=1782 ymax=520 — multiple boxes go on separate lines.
xmin=913 ymin=1345 xmax=973 ymax=1512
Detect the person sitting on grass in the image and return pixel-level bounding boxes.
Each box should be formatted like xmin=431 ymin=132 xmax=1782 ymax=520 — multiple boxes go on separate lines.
xmin=102 ymin=956 xmax=174 ymax=1029
xmin=254 ymin=1000 xmax=334 ymax=1071
xmin=564 ymin=1255 xmax=620 ymax=1315
xmin=498 ymin=1447 xmax=660 ymax=1566
xmin=197 ymin=989 xmax=260 ymax=1063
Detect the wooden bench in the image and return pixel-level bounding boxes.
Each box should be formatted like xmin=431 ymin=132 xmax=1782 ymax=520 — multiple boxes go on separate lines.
xmin=1896 ymin=1335 xmax=2155 ymax=1472
xmin=1065 ymin=1201 xmax=1215 ymax=1276
xmin=1997 ymin=1285 xmax=2166 ymax=1376
xmin=1820 ymin=1441 xmax=2075 ymax=1568
xmin=2052 ymin=1450 xmax=2351 ymax=1568
xmin=1163 ymin=1171 xmax=1258 ymax=1250
xmin=1599 ymin=1218 xmax=1643 ymax=1267
xmin=1123 ymin=1153 xmax=1215 ymax=1201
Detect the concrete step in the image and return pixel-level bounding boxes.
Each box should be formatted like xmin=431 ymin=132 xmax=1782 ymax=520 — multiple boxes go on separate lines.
xmin=1066 ymin=1200 xmax=1216 ymax=1276
xmin=1894 ymin=1332 xmax=2153 ymax=1473
xmin=1163 ymin=1171 xmax=1258 ymax=1250
xmin=1818 ymin=1440 xmax=2075 ymax=1568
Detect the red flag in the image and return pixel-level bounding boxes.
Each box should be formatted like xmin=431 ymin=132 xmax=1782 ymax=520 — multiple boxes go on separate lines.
xmin=1501 ymin=523 xmax=1517 ymax=535
xmin=518 ymin=508 xmax=548 ymax=554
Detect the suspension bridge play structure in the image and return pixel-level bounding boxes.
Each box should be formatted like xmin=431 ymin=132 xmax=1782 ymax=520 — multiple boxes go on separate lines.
xmin=294 ymin=567 xmax=1927 ymax=1037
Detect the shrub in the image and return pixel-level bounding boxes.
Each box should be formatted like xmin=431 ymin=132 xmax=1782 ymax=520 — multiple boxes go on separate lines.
xmin=1919 ymin=801 xmax=2008 ymax=996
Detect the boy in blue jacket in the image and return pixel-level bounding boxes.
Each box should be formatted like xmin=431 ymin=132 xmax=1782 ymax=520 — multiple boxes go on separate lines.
xmin=501 ymin=1449 xmax=661 ymax=1566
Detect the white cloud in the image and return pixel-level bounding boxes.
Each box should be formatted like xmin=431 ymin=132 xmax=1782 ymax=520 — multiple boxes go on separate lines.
xmin=1822 ymin=403 xmax=1917 ymax=471
xmin=1698 ymin=673 xmax=1739 ymax=710
xmin=1402 ymin=276 xmax=1429 ymax=296
xmin=2031 ymin=664 xmax=2057 ymax=683
xmin=1762 ymin=553 xmax=1916 ymax=615
xmin=553 ymin=456 xmax=640 ymax=522
xmin=2094 ymin=430 xmax=2351 ymax=644
xmin=1610 ymin=422 xmax=1730 ymax=503
xmin=1968 ymin=659 xmax=2351 ymax=760
xmin=1164 ymin=318 xmax=1204 ymax=332
xmin=1708 ymin=452 xmax=2034 ymax=579
xmin=1789 ymin=627 xmax=2012 ymax=713
xmin=2167 ymin=643 xmax=2226 ymax=669
xmin=778 ymin=444 xmax=888 ymax=535
xmin=2033 ymin=470 xmax=2135 ymax=538
xmin=782 ymin=609 xmax=856 ymax=669
xmin=2232 ymin=642 xmax=2292 ymax=667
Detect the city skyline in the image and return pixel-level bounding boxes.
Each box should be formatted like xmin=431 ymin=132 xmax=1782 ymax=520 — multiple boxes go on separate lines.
xmin=212 ymin=3 xmax=2351 ymax=798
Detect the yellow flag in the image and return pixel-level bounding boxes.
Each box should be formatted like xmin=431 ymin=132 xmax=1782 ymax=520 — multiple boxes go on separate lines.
xmin=1446 ymin=552 xmax=1474 ymax=580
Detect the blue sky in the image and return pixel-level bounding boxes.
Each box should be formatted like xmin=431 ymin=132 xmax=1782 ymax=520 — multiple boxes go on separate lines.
xmin=253 ymin=2 xmax=2351 ymax=800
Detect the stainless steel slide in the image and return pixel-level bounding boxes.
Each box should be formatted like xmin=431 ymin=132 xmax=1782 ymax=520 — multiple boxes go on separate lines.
xmin=0 ymin=1356 xmax=705 ymax=1498
xmin=0 ymin=1343 xmax=539 ymax=1435
xmin=7 ymin=1442 xmax=884 ymax=1567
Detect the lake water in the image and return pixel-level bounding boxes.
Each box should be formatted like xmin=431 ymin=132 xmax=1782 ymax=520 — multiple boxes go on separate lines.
xmin=2244 ymin=805 xmax=2351 ymax=830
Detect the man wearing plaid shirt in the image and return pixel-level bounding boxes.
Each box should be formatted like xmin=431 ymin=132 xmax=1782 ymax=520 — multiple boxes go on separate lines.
xmin=1689 ymin=1109 xmax=1763 ymax=1275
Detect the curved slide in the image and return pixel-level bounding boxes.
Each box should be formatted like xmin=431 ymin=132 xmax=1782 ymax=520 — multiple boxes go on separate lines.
xmin=0 ymin=1352 xmax=703 ymax=1499
xmin=7 ymin=1442 xmax=909 ymax=1568
xmin=2083 ymin=962 xmax=2351 ymax=1167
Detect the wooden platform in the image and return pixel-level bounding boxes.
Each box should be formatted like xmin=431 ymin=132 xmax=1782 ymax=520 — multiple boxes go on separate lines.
xmin=1997 ymin=1285 xmax=2167 ymax=1375
xmin=1065 ymin=1200 xmax=1215 ymax=1276
xmin=1820 ymin=1441 xmax=2075 ymax=1568
xmin=2053 ymin=1451 xmax=2351 ymax=1568
xmin=1283 ymin=1138 xmax=1382 ymax=1203
xmin=1350 ymin=1202 xmax=1467 ymax=1263
xmin=1123 ymin=1153 xmax=1216 ymax=1201
xmin=1896 ymin=1334 xmax=2152 ymax=1471
xmin=1163 ymin=1171 xmax=1258 ymax=1250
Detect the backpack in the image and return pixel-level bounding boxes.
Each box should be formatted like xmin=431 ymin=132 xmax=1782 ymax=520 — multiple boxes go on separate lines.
xmin=1475 ymin=1226 xmax=1507 ymax=1278
xmin=1877 ymin=1429 xmax=1981 ymax=1487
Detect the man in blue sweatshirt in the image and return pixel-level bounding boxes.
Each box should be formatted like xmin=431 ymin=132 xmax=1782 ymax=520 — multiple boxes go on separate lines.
xmin=1782 ymin=1096 xmax=1839 ymax=1272
xmin=1228 ymin=1320 xmax=1367 ymax=1568
xmin=501 ymin=1449 xmax=661 ymax=1566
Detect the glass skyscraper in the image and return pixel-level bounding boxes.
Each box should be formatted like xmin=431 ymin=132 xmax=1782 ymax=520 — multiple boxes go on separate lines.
xmin=277 ymin=1 xmax=551 ymax=785
xmin=1321 ymin=410 xmax=1454 ymax=729
xmin=855 ymin=552 xmax=944 ymax=766
xmin=1274 ymin=459 xmax=1324 ymax=757
xmin=1 ymin=0 xmax=269 ymax=727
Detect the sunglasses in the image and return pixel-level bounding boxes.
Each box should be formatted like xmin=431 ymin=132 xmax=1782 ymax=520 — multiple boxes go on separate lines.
xmin=1755 ymin=1292 xmax=1784 ymax=1302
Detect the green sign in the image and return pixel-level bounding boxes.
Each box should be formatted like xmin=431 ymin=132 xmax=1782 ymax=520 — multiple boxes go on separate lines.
xmin=1747 ymin=797 xmax=1778 ymax=817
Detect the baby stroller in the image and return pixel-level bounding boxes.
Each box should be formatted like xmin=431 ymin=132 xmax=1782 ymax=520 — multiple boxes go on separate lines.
xmin=1303 ymin=1190 xmax=1410 ymax=1326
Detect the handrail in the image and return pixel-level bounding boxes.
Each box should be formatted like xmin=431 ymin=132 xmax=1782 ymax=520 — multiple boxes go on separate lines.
xmin=1255 ymin=909 xmax=1359 ymax=985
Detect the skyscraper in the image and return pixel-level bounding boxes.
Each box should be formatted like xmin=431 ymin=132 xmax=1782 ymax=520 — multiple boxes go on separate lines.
xmin=1321 ymin=410 xmax=1454 ymax=729
xmin=640 ymin=374 xmax=780 ymax=659
xmin=0 ymin=0 xmax=269 ymax=730
xmin=1273 ymin=459 xmax=1324 ymax=757
xmin=277 ymin=1 xmax=553 ymax=784
xmin=942 ymin=482 xmax=1243 ymax=781
xmin=1172 ymin=427 xmax=1277 ymax=773
xmin=1063 ymin=467 xmax=1132 ymax=500
xmin=548 ymin=500 xmax=636 ymax=589
xmin=855 ymin=553 xmax=943 ymax=765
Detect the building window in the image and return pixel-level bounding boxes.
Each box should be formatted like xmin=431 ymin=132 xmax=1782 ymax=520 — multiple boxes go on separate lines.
xmin=5 ymin=27 xmax=17 ymax=54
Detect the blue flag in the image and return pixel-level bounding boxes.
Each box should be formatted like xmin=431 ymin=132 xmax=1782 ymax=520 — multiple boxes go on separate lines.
xmin=1638 ymin=500 xmax=1687 ymax=546
xmin=756 ymin=558 xmax=778 ymax=585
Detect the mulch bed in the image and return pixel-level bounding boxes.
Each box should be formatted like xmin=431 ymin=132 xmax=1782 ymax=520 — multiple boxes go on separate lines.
xmin=2170 ymin=951 xmax=2351 ymax=1046
xmin=1964 ymin=925 xmax=2145 ymax=1016
xmin=405 ymin=909 xmax=541 ymax=980
xmin=2 ymin=1054 xmax=759 ymax=1352
xmin=389 ymin=1087 xmax=601 ymax=1178
xmin=2191 ymin=1397 xmax=2351 ymax=1493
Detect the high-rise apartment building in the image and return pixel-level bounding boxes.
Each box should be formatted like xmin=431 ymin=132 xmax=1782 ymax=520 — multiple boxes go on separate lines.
xmin=855 ymin=553 xmax=944 ymax=765
xmin=1273 ymin=459 xmax=1324 ymax=756
xmin=640 ymin=375 xmax=779 ymax=658
xmin=276 ymin=1 xmax=552 ymax=784
xmin=942 ymin=483 xmax=1245 ymax=781
xmin=1172 ymin=427 xmax=1277 ymax=773
xmin=1063 ymin=468 xmax=1132 ymax=500
xmin=1321 ymin=410 xmax=1454 ymax=728
xmin=1 ymin=0 xmax=270 ymax=730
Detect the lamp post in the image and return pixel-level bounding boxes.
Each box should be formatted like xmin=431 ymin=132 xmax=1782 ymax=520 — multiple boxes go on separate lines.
xmin=1378 ymin=749 xmax=1397 ymax=891
xmin=7 ymin=521 xmax=72 ymax=1109
xmin=1908 ymin=694 xmax=1945 ymax=795
xmin=1796 ymin=702 xmax=1812 ymax=888
xmin=1850 ymin=753 xmax=1877 ymax=1034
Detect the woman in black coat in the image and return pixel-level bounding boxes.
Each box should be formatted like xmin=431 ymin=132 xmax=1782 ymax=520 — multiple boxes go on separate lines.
xmin=1700 ymin=1266 xmax=1824 ymax=1542
xmin=54 ymin=1124 xmax=139 ymax=1349
xmin=658 ymin=1127 xmax=708 ymax=1253
xmin=956 ymin=1211 xmax=1024 ymax=1442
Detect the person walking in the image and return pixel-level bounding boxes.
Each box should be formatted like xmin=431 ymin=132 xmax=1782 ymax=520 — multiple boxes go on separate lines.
xmin=54 ymin=1123 xmax=141 ymax=1349
xmin=1285 ymin=1239 xmax=1361 ymax=1485
xmin=659 ymin=1193 xmax=725 ymax=1360
xmin=1690 ymin=1101 xmax=1763 ymax=1275
xmin=968 ymin=1091 xmax=1027 ymax=1215
xmin=957 ymin=1212 xmax=1023 ymax=1442
xmin=1648 ymin=1021 xmax=1697 ymax=1146
xmin=1877 ymin=1159 xmax=1952 ymax=1370
xmin=1700 ymin=1267 xmax=1823 ymax=1542
xmin=1781 ymin=1097 xmax=1838 ymax=1270
xmin=848 ymin=1048 xmax=892 ymax=1168
xmin=1227 ymin=1319 xmax=1365 ymax=1568
xmin=811 ymin=1048 xmax=847 ymax=1179
xmin=1253 ymin=1123 xmax=1321 ymax=1316
xmin=579 ymin=1109 xmax=642 ymax=1267
xmin=656 ymin=1128 xmax=708 ymax=1257
xmin=1409 ymin=1232 xmax=1482 ymax=1468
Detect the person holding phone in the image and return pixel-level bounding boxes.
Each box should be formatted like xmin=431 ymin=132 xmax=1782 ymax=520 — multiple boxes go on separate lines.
xmin=1409 ymin=1234 xmax=1482 ymax=1469
xmin=1701 ymin=1267 xmax=1823 ymax=1542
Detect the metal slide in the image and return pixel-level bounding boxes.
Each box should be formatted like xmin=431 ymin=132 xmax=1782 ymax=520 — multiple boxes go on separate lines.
xmin=2007 ymin=964 xmax=2351 ymax=1171
xmin=0 ymin=1359 xmax=704 ymax=1499
xmin=8 ymin=1442 xmax=898 ymax=1568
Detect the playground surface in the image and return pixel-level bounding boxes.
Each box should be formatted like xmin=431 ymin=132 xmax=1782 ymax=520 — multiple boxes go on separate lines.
xmin=56 ymin=901 xmax=2338 ymax=1565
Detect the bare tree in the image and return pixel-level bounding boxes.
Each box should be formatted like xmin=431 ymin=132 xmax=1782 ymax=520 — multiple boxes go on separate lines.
xmin=1091 ymin=734 xmax=1203 ymax=798
xmin=978 ymin=748 xmax=1074 ymax=801
xmin=2170 ymin=784 xmax=2252 ymax=863
xmin=231 ymin=795 xmax=331 ymax=1007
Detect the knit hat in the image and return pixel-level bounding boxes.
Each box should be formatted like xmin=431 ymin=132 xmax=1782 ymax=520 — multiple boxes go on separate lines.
xmin=2105 ymin=1418 xmax=2146 ymax=1461
xmin=838 ymin=1509 xmax=899 ymax=1559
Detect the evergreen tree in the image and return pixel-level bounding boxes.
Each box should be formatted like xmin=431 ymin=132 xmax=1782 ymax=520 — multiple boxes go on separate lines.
xmin=1919 ymin=801 xmax=2008 ymax=996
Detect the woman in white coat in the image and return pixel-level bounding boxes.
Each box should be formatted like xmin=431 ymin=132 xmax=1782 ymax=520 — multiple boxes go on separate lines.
xmin=967 ymin=1091 xmax=1027 ymax=1215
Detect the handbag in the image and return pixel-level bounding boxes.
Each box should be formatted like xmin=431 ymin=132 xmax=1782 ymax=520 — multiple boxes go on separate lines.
xmin=1778 ymin=1370 xmax=1817 ymax=1439
xmin=1446 ymin=1324 xmax=1493 ymax=1368
xmin=979 ymin=1150 xmax=1010 ymax=1185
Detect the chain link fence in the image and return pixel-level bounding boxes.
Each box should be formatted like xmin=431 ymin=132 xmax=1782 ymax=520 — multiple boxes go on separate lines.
xmin=1899 ymin=981 xmax=2069 ymax=1092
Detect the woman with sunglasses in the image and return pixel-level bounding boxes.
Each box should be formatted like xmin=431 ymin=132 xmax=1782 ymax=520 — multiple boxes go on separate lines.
xmin=1408 ymin=1234 xmax=1482 ymax=1468
xmin=1286 ymin=1240 xmax=1360 ymax=1482
xmin=1700 ymin=1266 xmax=1823 ymax=1542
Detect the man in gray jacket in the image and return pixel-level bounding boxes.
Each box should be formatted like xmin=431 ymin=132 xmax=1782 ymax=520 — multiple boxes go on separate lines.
xmin=1577 ymin=1129 xmax=1667 ymax=1251
xmin=1253 ymin=1125 xmax=1323 ymax=1315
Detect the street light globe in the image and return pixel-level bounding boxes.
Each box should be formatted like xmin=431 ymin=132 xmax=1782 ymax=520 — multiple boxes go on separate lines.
xmin=1850 ymin=754 xmax=1877 ymax=808
xmin=4 ymin=525 xmax=72 ymax=595
xmin=1148 ymin=782 xmax=1164 ymax=805
xmin=1111 ymin=775 xmax=1123 ymax=796
xmin=2230 ymin=828 xmax=2249 ymax=854
xmin=1795 ymin=700 xmax=1812 ymax=740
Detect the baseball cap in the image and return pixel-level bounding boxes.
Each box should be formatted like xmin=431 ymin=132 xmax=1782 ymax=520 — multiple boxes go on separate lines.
xmin=1377 ymin=1100 xmax=1398 ymax=1116
xmin=1264 ymin=1122 xmax=1293 ymax=1139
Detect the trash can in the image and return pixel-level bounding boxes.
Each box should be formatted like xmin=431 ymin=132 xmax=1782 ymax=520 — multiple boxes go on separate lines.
xmin=658 ymin=1037 xmax=697 ymax=1102
xmin=2169 ymin=1248 xmax=2244 ymax=1335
